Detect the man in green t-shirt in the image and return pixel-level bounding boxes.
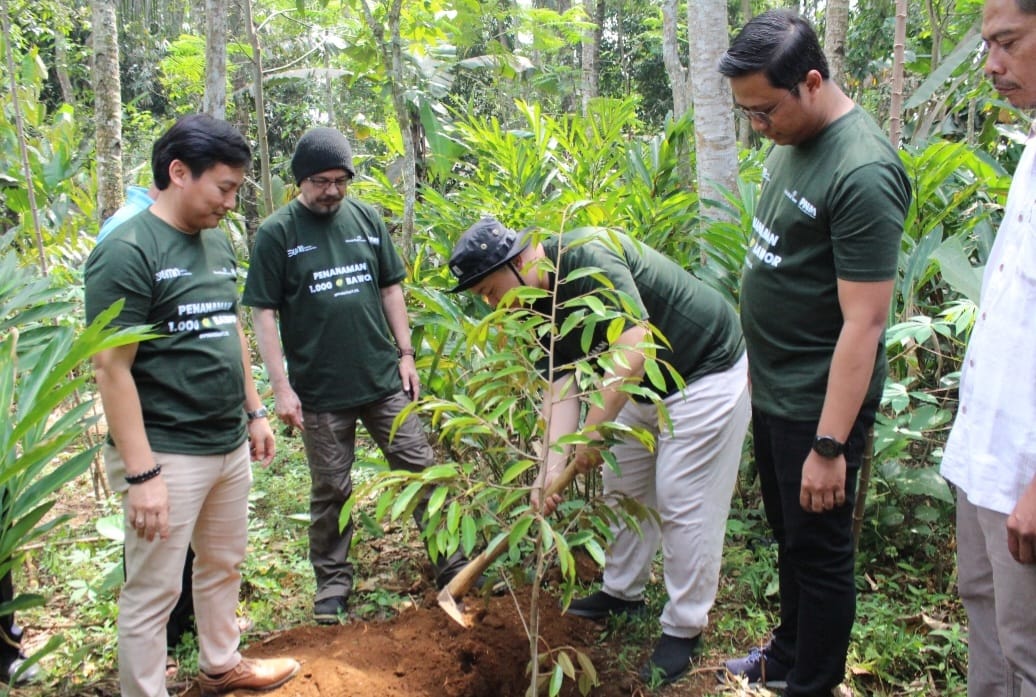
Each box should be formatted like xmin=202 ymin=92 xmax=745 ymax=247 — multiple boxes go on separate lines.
xmin=84 ymin=115 xmax=300 ymax=697
xmin=448 ymin=217 xmax=751 ymax=686
xmin=717 ymin=11 xmax=911 ymax=696
xmin=243 ymin=128 xmax=470 ymax=625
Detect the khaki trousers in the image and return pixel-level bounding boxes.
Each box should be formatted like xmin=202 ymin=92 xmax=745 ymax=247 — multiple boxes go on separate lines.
xmin=106 ymin=442 xmax=251 ymax=697
xmin=602 ymin=353 xmax=750 ymax=638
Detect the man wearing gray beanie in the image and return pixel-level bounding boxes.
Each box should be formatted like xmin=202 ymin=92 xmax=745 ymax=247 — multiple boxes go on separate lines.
xmin=290 ymin=127 xmax=356 ymax=184
xmin=243 ymin=127 xmax=471 ymax=624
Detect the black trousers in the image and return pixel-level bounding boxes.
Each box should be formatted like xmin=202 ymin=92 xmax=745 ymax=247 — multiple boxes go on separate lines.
xmin=0 ymin=570 xmax=22 ymax=663
xmin=751 ymin=406 xmax=874 ymax=697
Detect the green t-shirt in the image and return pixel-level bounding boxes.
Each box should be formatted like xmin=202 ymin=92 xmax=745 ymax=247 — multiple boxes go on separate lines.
xmin=740 ymin=106 xmax=911 ymax=419
xmin=83 ymin=210 xmax=248 ymax=454
xmin=532 ymin=230 xmax=744 ymax=399
xmin=242 ymin=198 xmax=407 ymax=411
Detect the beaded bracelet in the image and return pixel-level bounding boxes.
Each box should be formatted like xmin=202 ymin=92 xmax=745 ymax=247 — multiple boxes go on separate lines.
xmin=125 ymin=464 xmax=162 ymax=485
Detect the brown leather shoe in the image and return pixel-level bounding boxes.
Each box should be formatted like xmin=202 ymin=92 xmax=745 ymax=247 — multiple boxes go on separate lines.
xmin=196 ymin=657 xmax=300 ymax=696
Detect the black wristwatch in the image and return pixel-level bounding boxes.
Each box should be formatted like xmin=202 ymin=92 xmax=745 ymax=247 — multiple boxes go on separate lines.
xmin=812 ymin=435 xmax=845 ymax=458
xmin=246 ymin=406 xmax=269 ymax=422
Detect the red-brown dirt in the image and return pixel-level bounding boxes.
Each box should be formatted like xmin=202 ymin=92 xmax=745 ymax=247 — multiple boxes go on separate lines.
xmin=176 ymin=586 xmax=719 ymax=697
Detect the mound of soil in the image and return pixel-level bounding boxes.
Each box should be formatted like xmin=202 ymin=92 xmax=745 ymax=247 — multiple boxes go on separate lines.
xmin=183 ymin=588 xmax=630 ymax=697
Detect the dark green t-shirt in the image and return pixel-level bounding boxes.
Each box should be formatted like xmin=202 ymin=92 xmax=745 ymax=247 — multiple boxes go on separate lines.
xmin=83 ymin=210 xmax=248 ymax=454
xmin=532 ymin=230 xmax=744 ymax=399
xmin=242 ymin=198 xmax=406 ymax=411
xmin=740 ymin=106 xmax=911 ymax=419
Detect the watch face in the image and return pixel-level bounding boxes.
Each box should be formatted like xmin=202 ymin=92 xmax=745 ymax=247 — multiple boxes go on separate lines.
xmin=813 ymin=436 xmax=843 ymax=458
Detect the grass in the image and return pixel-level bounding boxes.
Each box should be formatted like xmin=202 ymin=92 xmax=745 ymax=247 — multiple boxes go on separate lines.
xmin=9 ymin=436 xmax=968 ymax=697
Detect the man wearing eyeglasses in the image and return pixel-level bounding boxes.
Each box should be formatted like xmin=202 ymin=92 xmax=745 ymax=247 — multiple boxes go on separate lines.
xmin=243 ymin=127 xmax=470 ymax=625
xmin=717 ymin=10 xmax=911 ymax=696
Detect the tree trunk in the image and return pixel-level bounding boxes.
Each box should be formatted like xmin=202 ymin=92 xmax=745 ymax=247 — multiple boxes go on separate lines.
xmin=691 ymin=0 xmax=737 ymax=220
xmin=54 ymin=28 xmax=75 ymax=104
xmin=203 ymin=0 xmax=227 ymax=119
xmin=889 ymin=0 xmax=908 ymax=146
xmin=92 ymin=0 xmax=124 ymax=227
xmin=737 ymin=0 xmax=753 ymax=147
xmin=579 ymin=0 xmax=602 ymax=116
xmin=666 ymin=0 xmax=737 ymax=223
xmin=661 ymin=0 xmax=691 ymax=118
xmin=925 ymin=0 xmax=943 ymax=70
xmin=359 ymin=0 xmax=416 ymax=254
xmin=824 ymin=0 xmax=849 ymax=86
xmin=244 ymin=0 xmax=274 ymax=219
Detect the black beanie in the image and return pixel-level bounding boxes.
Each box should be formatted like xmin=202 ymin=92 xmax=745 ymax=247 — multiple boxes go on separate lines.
xmin=291 ymin=127 xmax=356 ymax=184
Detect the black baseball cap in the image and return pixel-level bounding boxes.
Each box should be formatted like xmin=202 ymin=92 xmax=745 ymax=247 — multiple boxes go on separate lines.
xmin=448 ymin=217 xmax=530 ymax=293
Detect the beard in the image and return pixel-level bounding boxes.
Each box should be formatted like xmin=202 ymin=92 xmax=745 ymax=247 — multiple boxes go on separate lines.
xmin=307 ymin=195 xmax=343 ymax=215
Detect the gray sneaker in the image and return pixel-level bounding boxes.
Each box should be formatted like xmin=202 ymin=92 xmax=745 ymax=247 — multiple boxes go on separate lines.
xmin=720 ymin=644 xmax=790 ymax=688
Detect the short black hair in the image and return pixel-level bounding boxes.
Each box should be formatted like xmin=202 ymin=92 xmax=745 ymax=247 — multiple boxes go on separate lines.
xmin=718 ymin=9 xmax=829 ymax=90
xmin=151 ymin=114 xmax=252 ymax=190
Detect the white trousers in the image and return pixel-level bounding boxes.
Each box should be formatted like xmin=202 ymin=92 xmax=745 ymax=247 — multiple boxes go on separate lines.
xmin=107 ymin=442 xmax=251 ymax=697
xmin=957 ymin=491 xmax=1036 ymax=697
xmin=601 ymin=353 xmax=750 ymax=638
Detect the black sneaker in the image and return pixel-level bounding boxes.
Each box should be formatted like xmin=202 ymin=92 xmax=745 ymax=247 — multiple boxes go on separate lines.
xmin=564 ymin=590 xmax=646 ymax=621
xmin=313 ymin=596 xmax=348 ymax=625
xmin=720 ymin=643 xmax=791 ymax=688
xmin=638 ymin=633 xmax=701 ymax=686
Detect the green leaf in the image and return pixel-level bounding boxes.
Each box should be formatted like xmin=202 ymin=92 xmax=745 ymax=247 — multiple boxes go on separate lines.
xmin=582 ymin=539 xmax=606 ymax=567
xmin=95 ymin=515 xmax=125 ymax=543
xmin=357 ymin=510 xmax=385 ymax=538
xmin=582 ymin=295 xmax=607 ymax=316
xmin=557 ymin=651 xmax=576 ymax=679
xmin=932 ymin=236 xmax=983 ymax=303
xmin=549 ymin=663 xmax=564 ymax=696
xmin=426 ymin=486 xmax=449 ymax=516
xmin=447 ymin=500 xmax=461 ymax=534
xmin=420 ymin=464 xmax=458 ymax=481
xmin=390 ymin=481 xmax=426 ymax=521
xmin=501 ymin=459 xmax=534 ymax=484
xmin=508 ymin=515 xmax=535 ymax=549
xmin=461 ymin=515 xmax=478 ymax=556
xmin=605 ymin=317 xmax=625 ymax=344
xmin=905 ymin=32 xmax=983 ymax=110
xmin=643 ymin=359 xmax=666 ymax=392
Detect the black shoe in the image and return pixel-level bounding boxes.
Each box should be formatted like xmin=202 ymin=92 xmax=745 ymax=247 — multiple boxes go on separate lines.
xmin=0 ymin=654 xmax=40 ymax=685
xmin=638 ymin=633 xmax=700 ymax=686
xmin=564 ymin=590 xmax=646 ymax=621
xmin=313 ymin=596 xmax=348 ymax=625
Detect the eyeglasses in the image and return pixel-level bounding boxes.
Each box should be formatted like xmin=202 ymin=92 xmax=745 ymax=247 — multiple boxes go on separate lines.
xmin=733 ymin=86 xmax=799 ymax=126
xmin=473 ymin=260 xmax=526 ymax=306
xmin=306 ymin=176 xmax=350 ymax=190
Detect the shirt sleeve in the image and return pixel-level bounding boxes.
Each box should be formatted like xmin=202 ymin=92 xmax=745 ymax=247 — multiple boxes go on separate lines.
xmin=829 ymin=161 xmax=910 ymax=282
xmin=84 ymin=238 xmax=156 ymax=327
xmin=242 ymin=224 xmax=285 ymax=309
